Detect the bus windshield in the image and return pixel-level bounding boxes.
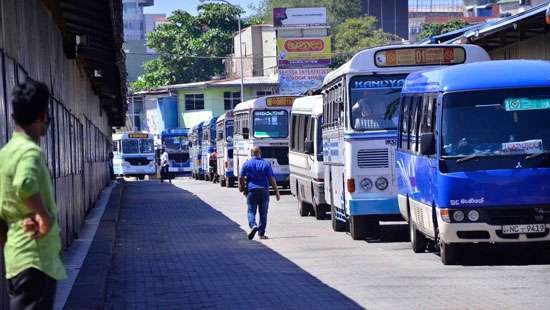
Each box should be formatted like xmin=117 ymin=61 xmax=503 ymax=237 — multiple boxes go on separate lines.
xmin=442 ymin=88 xmax=550 ymax=157
xmin=140 ymin=139 xmax=154 ymax=153
xmin=349 ymin=75 xmax=406 ymax=131
xmin=122 ymin=138 xmax=154 ymax=154
xmin=253 ymin=110 xmax=289 ymax=138
xmin=164 ymin=136 xmax=189 ymax=152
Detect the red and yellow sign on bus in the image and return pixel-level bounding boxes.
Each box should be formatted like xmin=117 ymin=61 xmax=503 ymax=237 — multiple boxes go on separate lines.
xmin=277 ymin=37 xmax=331 ymax=69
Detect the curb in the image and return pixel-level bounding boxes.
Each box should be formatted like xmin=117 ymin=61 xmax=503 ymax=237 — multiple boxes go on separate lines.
xmin=63 ymin=182 xmax=125 ymax=310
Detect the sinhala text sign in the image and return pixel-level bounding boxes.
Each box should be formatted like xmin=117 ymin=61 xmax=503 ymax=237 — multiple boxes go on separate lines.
xmin=277 ymin=37 xmax=331 ymax=69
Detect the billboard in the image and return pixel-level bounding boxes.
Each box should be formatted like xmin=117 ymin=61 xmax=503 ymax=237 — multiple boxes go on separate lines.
xmin=278 ymin=68 xmax=331 ymax=95
xmin=277 ymin=37 xmax=331 ymax=69
xmin=273 ymin=7 xmax=327 ymax=27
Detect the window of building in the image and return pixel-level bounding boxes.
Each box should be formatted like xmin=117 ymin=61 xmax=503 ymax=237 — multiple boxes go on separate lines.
xmin=185 ymin=94 xmax=204 ymax=111
xmin=256 ymin=90 xmax=272 ymax=97
xmin=223 ymin=92 xmax=240 ymax=110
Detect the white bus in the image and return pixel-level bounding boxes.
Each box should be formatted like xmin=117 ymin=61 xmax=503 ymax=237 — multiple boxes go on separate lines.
xmin=216 ymin=112 xmax=236 ymax=187
xmin=112 ymin=132 xmax=156 ymax=179
xmin=233 ymin=95 xmax=298 ymax=187
xmin=289 ymin=95 xmax=328 ymax=220
xmin=201 ymin=117 xmax=218 ymax=181
xmin=322 ymin=44 xmax=490 ymax=240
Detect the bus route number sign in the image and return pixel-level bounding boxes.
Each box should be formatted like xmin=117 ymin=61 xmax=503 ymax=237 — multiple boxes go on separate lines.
xmin=128 ymin=133 xmax=148 ymax=139
xmin=374 ymin=47 xmax=465 ymax=67
xmin=266 ymin=97 xmax=296 ymax=107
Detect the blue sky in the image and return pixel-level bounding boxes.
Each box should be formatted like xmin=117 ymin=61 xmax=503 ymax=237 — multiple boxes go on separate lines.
xmin=144 ymin=0 xmax=259 ymax=17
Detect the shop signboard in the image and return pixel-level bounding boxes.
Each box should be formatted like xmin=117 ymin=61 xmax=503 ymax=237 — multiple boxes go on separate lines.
xmin=277 ymin=37 xmax=331 ymax=69
xmin=278 ymin=68 xmax=331 ymax=95
xmin=273 ymin=7 xmax=327 ymax=27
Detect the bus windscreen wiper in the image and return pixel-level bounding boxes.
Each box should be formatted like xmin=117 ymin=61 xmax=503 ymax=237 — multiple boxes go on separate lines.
xmin=456 ymin=154 xmax=481 ymax=163
xmin=525 ymin=151 xmax=550 ymax=160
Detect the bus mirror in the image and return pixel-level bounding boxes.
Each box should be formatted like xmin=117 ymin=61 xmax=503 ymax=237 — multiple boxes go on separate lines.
xmin=242 ymin=127 xmax=249 ymax=139
xmin=304 ymin=140 xmax=314 ymax=155
xmin=419 ymin=133 xmax=436 ymax=155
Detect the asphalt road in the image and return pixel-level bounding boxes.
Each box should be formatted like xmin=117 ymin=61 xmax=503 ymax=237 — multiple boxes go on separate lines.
xmin=106 ymin=178 xmax=550 ymax=309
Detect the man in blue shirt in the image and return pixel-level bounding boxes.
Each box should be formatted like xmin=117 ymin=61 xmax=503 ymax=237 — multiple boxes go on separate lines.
xmin=239 ymin=147 xmax=280 ymax=240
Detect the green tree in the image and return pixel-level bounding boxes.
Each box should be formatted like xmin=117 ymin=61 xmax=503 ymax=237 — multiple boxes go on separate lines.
xmin=416 ymin=19 xmax=469 ymax=40
xmin=131 ymin=4 xmax=243 ymax=91
xmin=333 ymin=16 xmax=399 ymax=66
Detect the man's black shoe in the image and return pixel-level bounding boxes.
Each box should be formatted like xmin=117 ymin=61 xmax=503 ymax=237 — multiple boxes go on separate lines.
xmin=248 ymin=226 xmax=258 ymax=240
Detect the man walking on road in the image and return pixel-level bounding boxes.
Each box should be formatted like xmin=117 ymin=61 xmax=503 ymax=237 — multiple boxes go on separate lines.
xmin=160 ymin=149 xmax=171 ymax=183
xmin=239 ymin=147 xmax=280 ymax=240
xmin=0 ymin=80 xmax=66 ymax=310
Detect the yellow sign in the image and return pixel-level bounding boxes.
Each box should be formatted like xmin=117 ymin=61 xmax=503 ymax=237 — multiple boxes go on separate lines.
xmin=277 ymin=37 xmax=331 ymax=68
xmin=374 ymin=47 xmax=466 ymax=67
xmin=128 ymin=133 xmax=149 ymax=139
xmin=266 ymin=96 xmax=297 ymax=107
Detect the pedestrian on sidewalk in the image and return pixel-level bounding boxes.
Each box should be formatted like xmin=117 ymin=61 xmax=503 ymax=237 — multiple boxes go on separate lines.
xmin=0 ymin=79 xmax=67 ymax=310
xmin=160 ymin=149 xmax=171 ymax=183
xmin=239 ymin=147 xmax=280 ymax=240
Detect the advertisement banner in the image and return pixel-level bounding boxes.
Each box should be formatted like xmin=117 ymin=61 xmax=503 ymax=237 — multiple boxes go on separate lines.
xmin=273 ymin=7 xmax=327 ymax=27
xmin=278 ymin=68 xmax=331 ymax=95
xmin=277 ymin=37 xmax=331 ymax=69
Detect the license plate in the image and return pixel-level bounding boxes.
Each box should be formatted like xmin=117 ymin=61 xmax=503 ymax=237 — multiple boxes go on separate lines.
xmin=501 ymin=224 xmax=546 ymax=234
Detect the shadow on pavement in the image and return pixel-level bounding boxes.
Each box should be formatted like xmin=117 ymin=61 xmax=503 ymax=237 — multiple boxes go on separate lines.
xmin=106 ymin=181 xmax=363 ymax=309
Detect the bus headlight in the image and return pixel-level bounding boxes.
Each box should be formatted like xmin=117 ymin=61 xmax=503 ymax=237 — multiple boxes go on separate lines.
xmin=453 ymin=210 xmax=465 ymax=222
xmin=360 ymin=178 xmax=373 ymax=191
xmin=467 ymin=210 xmax=480 ymax=222
xmin=375 ymin=177 xmax=389 ymax=190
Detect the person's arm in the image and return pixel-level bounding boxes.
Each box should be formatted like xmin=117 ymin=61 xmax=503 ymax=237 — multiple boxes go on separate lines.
xmin=13 ymin=150 xmax=52 ymax=239
xmin=239 ymin=162 xmax=247 ymax=195
xmin=269 ymin=176 xmax=280 ymax=201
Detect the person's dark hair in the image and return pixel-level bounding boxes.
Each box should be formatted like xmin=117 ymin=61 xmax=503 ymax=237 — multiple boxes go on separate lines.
xmin=11 ymin=79 xmax=50 ymax=126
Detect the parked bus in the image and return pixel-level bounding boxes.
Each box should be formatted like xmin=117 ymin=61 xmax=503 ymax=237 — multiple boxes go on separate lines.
xmin=201 ymin=117 xmax=218 ymax=182
xmin=112 ymin=132 xmax=156 ymax=179
xmin=321 ymin=44 xmax=490 ymax=240
xmin=397 ymin=60 xmax=550 ymax=265
xmin=216 ymin=112 xmax=236 ymax=187
xmin=233 ymin=95 xmax=298 ymax=187
xmin=160 ymin=128 xmax=191 ymax=175
xmin=190 ymin=123 xmax=204 ymax=180
xmin=289 ymin=95 xmax=328 ymax=220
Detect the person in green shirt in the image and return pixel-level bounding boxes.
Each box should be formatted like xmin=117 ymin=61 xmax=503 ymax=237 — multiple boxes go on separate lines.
xmin=0 ymin=80 xmax=66 ymax=310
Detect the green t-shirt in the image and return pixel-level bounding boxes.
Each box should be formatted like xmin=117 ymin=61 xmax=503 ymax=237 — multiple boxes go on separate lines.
xmin=0 ymin=131 xmax=66 ymax=280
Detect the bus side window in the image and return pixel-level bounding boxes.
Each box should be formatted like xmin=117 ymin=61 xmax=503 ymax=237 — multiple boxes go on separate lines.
xmin=296 ymin=115 xmax=305 ymax=153
xmin=400 ymin=96 xmax=411 ymax=150
xmin=290 ymin=115 xmax=297 ymax=151
xmin=419 ymin=95 xmax=436 ymax=153
xmin=410 ymin=96 xmax=422 ymax=153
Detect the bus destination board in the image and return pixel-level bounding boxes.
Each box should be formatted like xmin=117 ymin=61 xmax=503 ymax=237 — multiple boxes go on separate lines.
xmin=128 ymin=133 xmax=149 ymax=139
xmin=266 ymin=96 xmax=297 ymax=107
xmin=374 ymin=47 xmax=466 ymax=68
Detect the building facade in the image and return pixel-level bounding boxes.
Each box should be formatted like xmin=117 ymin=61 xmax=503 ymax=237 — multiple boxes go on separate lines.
xmin=226 ymin=25 xmax=277 ymax=79
xmin=408 ymin=0 xmax=465 ymax=41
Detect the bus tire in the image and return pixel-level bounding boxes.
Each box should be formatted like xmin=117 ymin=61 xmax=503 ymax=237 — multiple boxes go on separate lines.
xmin=313 ymin=202 xmax=325 ymax=220
xmin=220 ymin=177 xmax=226 ymax=187
xmin=440 ymin=242 xmax=458 ymax=265
xmin=409 ymin=218 xmax=427 ymax=253
xmin=350 ymin=216 xmax=367 ymax=240
xmin=137 ymin=175 xmax=145 ymax=180
xmin=299 ymin=200 xmax=311 ymax=217
xmin=226 ymin=177 xmax=234 ymax=188
xmin=331 ymin=205 xmax=346 ymax=232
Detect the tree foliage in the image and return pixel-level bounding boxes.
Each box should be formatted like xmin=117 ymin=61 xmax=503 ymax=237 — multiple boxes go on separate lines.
xmin=333 ymin=16 xmax=399 ymax=66
xmin=131 ymin=4 xmax=244 ymax=91
xmin=416 ymin=20 xmax=469 ymax=40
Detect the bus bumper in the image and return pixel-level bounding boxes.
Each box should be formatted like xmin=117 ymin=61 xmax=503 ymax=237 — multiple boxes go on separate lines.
xmin=348 ymin=197 xmax=400 ymax=216
xmin=438 ymin=220 xmax=550 ymax=244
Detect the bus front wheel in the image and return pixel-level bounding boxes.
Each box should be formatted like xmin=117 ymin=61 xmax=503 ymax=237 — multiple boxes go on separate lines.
xmin=440 ymin=242 xmax=458 ymax=265
xmin=331 ymin=205 xmax=346 ymax=232
xmin=298 ymin=200 xmax=312 ymax=217
xmin=409 ymin=218 xmax=428 ymax=253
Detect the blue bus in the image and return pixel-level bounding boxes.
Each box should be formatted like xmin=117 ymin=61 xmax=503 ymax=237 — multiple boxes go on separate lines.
xmin=397 ymin=60 xmax=550 ymax=265
xmin=160 ymin=128 xmax=191 ymax=175
xmin=201 ymin=117 xmax=218 ymax=182
xmin=191 ymin=123 xmax=204 ymax=180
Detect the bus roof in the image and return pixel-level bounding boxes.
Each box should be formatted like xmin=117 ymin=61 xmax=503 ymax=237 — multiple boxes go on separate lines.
xmin=217 ymin=111 xmax=233 ymax=123
xmin=323 ymin=44 xmax=490 ymax=86
xmin=233 ymin=95 xmax=298 ymax=113
xmin=291 ymin=95 xmax=323 ymax=116
xmin=402 ymin=60 xmax=550 ymax=94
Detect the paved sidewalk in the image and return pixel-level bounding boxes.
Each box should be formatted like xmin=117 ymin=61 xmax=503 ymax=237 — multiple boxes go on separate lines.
xmin=105 ymin=181 xmax=361 ymax=309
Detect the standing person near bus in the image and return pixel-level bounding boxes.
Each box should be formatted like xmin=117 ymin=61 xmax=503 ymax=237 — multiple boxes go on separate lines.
xmin=0 ymin=79 xmax=66 ymax=310
xmin=239 ymin=147 xmax=280 ymax=240
xmin=160 ymin=149 xmax=171 ymax=183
